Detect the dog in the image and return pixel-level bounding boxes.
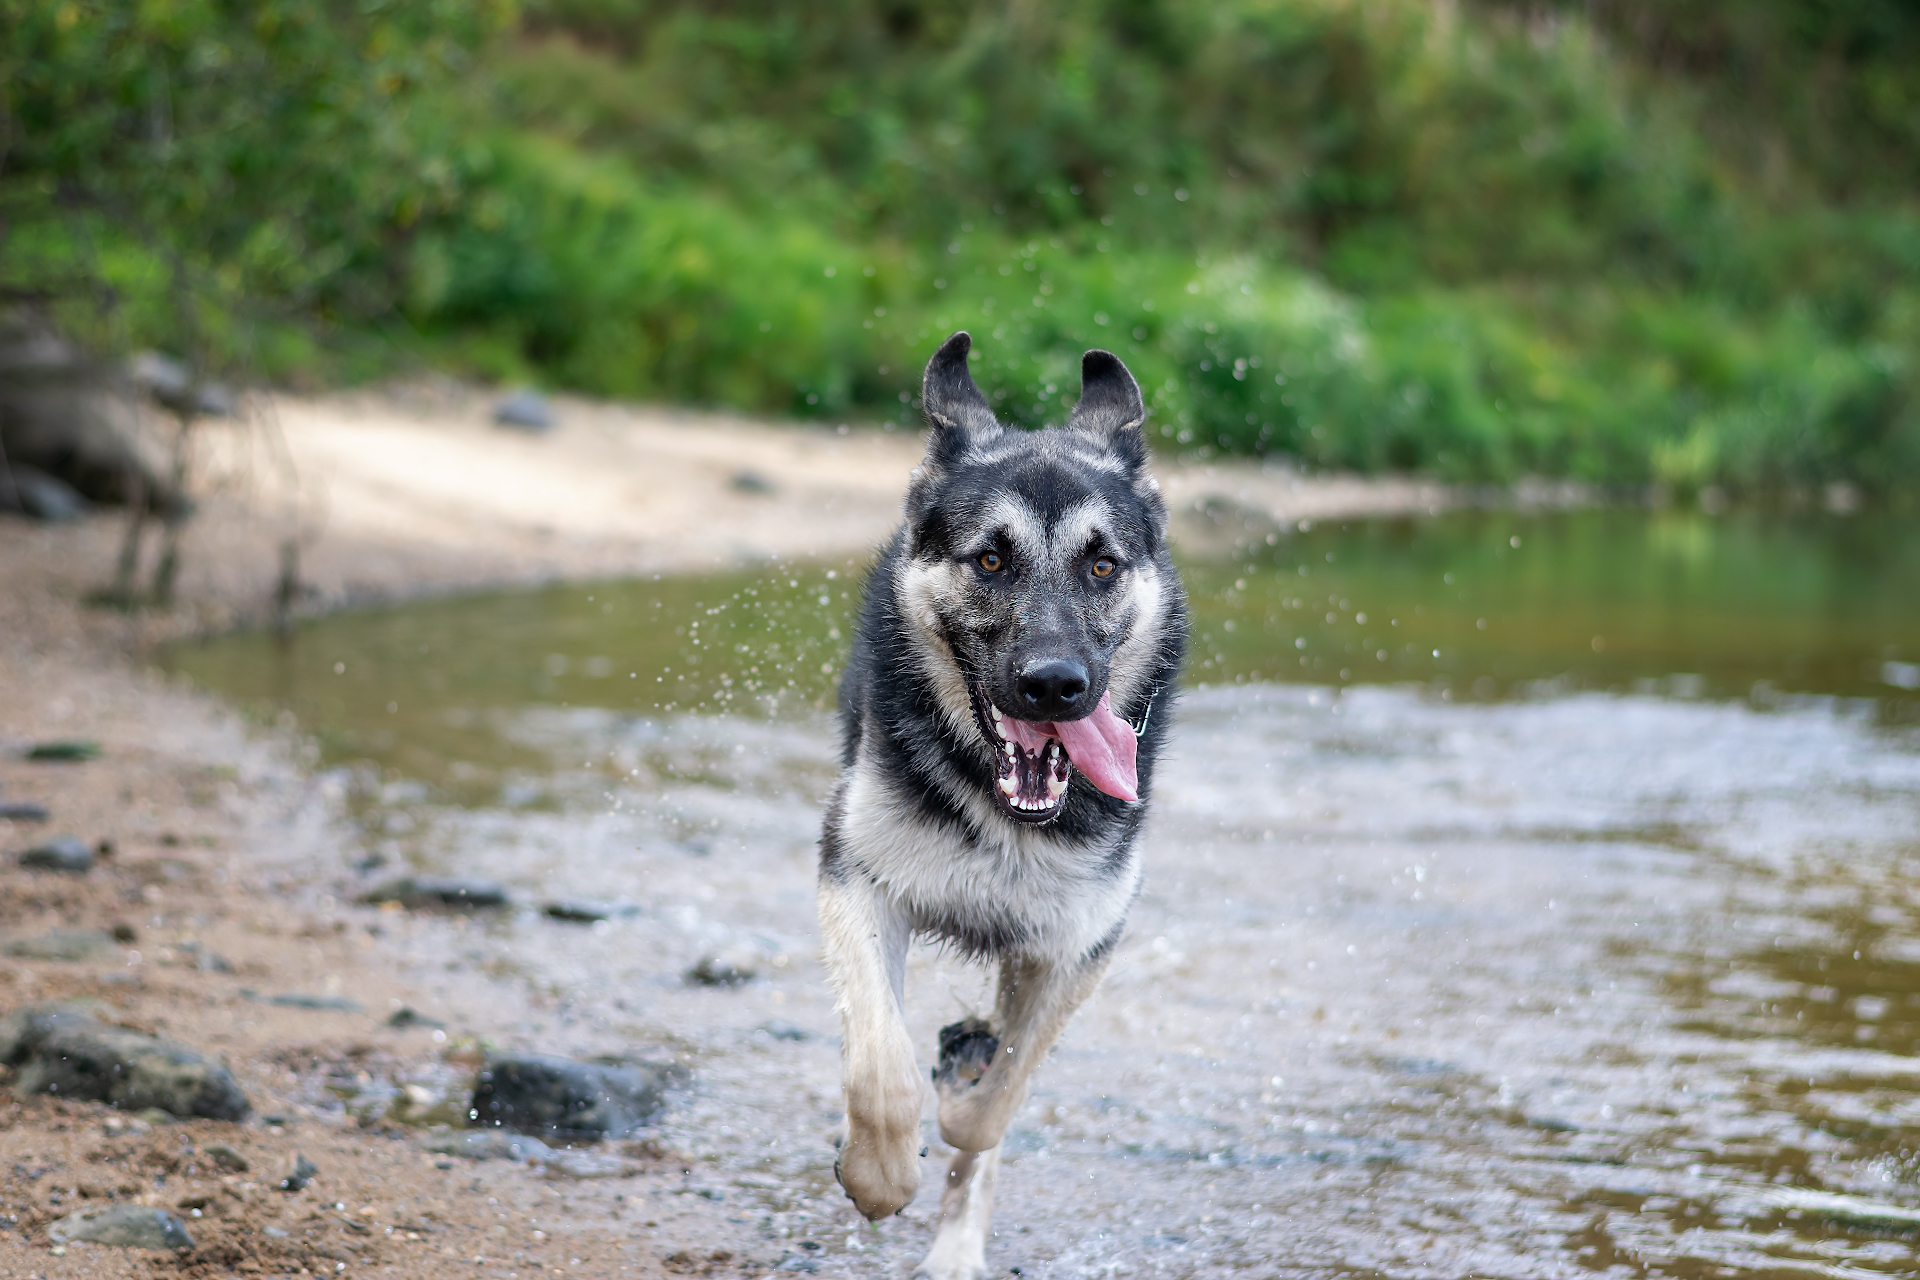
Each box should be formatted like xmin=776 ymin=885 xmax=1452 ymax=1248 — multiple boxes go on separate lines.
xmin=817 ymin=331 xmax=1187 ymax=1278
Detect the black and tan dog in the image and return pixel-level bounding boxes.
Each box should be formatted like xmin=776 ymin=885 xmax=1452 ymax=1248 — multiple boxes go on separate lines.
xmin=818 ymin=332 xmax=1187 ymax=1277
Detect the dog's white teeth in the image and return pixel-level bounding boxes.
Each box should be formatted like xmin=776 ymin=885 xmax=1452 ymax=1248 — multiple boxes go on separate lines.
xmin=991 ymin=705 xmax=1003 ymax=724
xmin=1003 ymin=742 xmax=1016 ymax=759
xmin=998 ymin=775 xmax=1018 ymax=797
xmin=1047 ymin=776 xmax=1067 ymax=799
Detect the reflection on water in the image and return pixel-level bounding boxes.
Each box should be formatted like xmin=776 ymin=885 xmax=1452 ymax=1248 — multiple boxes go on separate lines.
xmin=166 ymin=509 xmax=1920 ymax=804
xmin=164 ymin=509 xmax=1920 ymax=1277
xmin=1187 ymin=507 xmax=1920 ymax=706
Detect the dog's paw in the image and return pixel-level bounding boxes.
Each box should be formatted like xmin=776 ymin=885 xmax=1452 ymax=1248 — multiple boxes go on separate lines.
xmin=837 ymin=1060 xmax=925 ymax=1219
xmin=932 ymin=1018 xmax=999 ymax=1098
xmin=835 ymin=1130 xmax=921 ymax=1220
xmin=934 ymin=1017 xmax=1017 ymax=1151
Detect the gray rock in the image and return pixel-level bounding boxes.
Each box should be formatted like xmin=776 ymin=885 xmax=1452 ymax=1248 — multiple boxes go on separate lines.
xmin=2 ymin=928 xmax=117 ymax=962
xmin=0 ymin=800 xmax=51 ymax=821
xmin=48 ymin=1203 xmax=193 ymax=1251
xmin=541 ymin=900 xmax=638 ymax=924
xmin=279 ymin=1152 xmax=318 ymax=1192
xmin=755 ymin=1020 xmax=812 ymax=1042
xmin=543 ymin=1148 xmax=645 ymax=1179
xmin=493 ymin=389 xmax=552 ymax=431
xmin=264 ymin=993 xmax=364 ymax=1012
xmin=344 ymin=1081 xmax=400 ymax=1125
xmin=418 ymin=1130 xmax=556 ymax=1163
xmin=24 ymin=740 xmax=99 ymax=762
xmin=205 ymin=1144 xmax=249 ymax=1173
xmin=0 ymin=465 xmax=87 ymax=522
xmin=18 ymin=835 xmax=94 ymax=873
xmin=359 ymin=875 xmax=509 ymax=912
xmin=127 ymin=351 xmax=233 ymax=418
xmin=728 ymin=469 xmax=775 ymax=495
xmin=687 ymin=949 xmax=759 ymax=987
xmin=470 ymin=1053 xmax=679 ymax=1140
xmin=0 ymin=315 xmax=186 ymax=516
xmin=0 ymin=1002 xmax=250 ymax=1121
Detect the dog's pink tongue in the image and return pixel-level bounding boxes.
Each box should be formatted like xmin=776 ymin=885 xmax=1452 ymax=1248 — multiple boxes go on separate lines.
xmin=1001 ymin=693 xmax=1139 ymax=802
xmin=1053 ymin=693 xmax=1140 ymax=802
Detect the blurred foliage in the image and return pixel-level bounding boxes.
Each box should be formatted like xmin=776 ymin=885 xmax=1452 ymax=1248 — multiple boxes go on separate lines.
xmin=1478 ymin=1 xmax=1920 ymax=202
xmin=0 ymin=0 xmax=505 ymax=370
xmin=4 ymin=0 xmax=1918 ymax=494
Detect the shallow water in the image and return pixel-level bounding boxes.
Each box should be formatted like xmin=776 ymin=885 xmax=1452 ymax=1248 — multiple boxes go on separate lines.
xmin=166 ymin=508 xmax=1920 ymax=1277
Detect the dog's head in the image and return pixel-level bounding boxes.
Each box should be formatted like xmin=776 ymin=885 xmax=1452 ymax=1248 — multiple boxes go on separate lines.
xmin=894 ymin=331 xmax=1180 ymax=825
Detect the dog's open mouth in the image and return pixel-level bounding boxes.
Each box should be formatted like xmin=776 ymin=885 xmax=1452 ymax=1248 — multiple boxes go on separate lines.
xmin=970 ymin=683 xmax=1140 ymax=821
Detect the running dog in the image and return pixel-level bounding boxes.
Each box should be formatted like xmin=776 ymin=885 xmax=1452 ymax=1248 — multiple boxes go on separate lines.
xmin=818 ymin=332 xmax=1187 ymax=1278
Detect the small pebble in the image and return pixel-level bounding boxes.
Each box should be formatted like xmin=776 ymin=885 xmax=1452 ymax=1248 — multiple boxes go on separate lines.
xmin=493 ymin=389 xmax=552 ymax=431
xmin=542 ymin=900 xmax=638 ymax=924
xmin=729 ymin=469 xmax=775 ymax=495
xmin=418 ymin=1131 xmax=555 ymax=1163
xmin=48 ymin=1204 xmax=193 ymax=1251
xmin=687 ymin=948 xmax=760 ymax=987
xmin=206 ymin=1144 xmax=250 ymax=1173
xmin=17 ymin=835 xmax=94 ymax=873
xmin=360 ymin=875 xmax=510 ymax=911
xmin=25 ymin=740 xmax=100 ymax=762
xmin=756 ymin=1020 xmax=811 ymax=1042
xmin=280 ymin=1153 xmax=319 ymax=1192
xmin=265 ymin=993 xmax=364 ymax=1012
xmin=1 ymin=928 xmax=116 ymax=961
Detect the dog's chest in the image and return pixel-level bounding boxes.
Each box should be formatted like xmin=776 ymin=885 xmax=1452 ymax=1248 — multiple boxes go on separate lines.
xmin=840 ymin=765 xmax=1138 ymax=957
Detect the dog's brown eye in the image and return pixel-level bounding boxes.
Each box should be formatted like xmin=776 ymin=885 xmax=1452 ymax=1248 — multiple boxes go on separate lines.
xmin=1091 ymin=556 xmax=1117 ymax=579
xmin=979 ymin=551 xmax=1003 ymax=573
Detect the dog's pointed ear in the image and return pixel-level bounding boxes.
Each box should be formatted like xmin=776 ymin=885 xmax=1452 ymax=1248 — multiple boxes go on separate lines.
xmin=1068 ymin=349 xmax=1148 ymax=470
xmin=921 ymin=331 xmax=1000 ymax=469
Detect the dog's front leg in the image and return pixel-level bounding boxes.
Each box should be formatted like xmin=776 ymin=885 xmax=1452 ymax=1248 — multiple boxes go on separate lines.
xmin=819 ymin=872 xmax=923 ymax=1219
xmin=936 ymin=949 xmax=1113 ymax=1153
xmin=914 ymin=1143 xmax=1001 ymax=1280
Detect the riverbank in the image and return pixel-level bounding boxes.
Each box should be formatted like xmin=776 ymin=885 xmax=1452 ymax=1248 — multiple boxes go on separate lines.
xmin=0 ymin=386 xmax=1543 ymax=1278
xmin=27 ymin=382 xmax=1535 ymax=645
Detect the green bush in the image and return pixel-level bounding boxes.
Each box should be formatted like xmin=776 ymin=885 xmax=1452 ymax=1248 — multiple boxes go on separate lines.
xmin=6 ymin=0 xmax=1918 ymax=496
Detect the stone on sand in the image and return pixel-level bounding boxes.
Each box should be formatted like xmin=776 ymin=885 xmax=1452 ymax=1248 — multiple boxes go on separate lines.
xmin=493 ymin=389 xmax=552 ymax=431
xmin=418 ymin=1130 xmax=556 ymax=1162
xmin=686 ymin=947 xmax=760 ymax=987
xmin=470 ymin=1053 xmax=680 ymax=1140
xmin=1 ymin=927 xmax=117 ymax=961
xmin=17 ymin=835 xmax=94 ymax=873
xmin=0 ymin=1002 xmax=250 ymax=1121
xmin=48 ymin=1203 xmax=194 ymax=1250
xmin=360 ymin=875 xmax=510 ymax=911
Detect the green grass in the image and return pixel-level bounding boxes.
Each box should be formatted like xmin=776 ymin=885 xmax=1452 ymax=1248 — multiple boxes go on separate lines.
xmin=7 ymin=0 xmax=1918 ymax=498
xmin=398 ymin=133 xmax=1918 ymax=491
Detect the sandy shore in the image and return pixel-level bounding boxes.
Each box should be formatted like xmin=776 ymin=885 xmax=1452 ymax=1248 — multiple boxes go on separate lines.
xmin=0 ymin=386 xmax=1505 ymax=1278
xmin=22 ymin=382 xmax=1494 ymax=642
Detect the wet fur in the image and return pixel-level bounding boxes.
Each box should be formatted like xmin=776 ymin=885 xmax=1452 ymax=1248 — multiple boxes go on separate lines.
xmin=818 ymin=332 xmax=1186 ymax=1278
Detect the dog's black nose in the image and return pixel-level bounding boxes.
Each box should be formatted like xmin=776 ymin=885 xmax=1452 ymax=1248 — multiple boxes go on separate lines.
xmin=1015 ymin=659 xmax=1090 ymax=718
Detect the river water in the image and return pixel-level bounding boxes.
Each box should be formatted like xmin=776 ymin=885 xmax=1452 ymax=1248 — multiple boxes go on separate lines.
xmin=167 ymin=508 xmax=1920 ymax=1278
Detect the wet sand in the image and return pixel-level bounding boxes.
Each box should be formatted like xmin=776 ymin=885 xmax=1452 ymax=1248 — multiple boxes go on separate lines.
xmin=0 ymin=386 xmax=1483 ymax=1278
